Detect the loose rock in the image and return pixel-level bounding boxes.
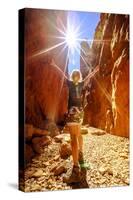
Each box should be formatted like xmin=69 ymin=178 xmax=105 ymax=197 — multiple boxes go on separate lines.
xmin=59 ymin=142 xmax=72 ymax=159
xmin=99 ymin=166 xmax=107 ymax=175
xmin=91 ymin=129 xmax=106 ymax=136
xmin=32 ymin=169 xmax=44 ymax=178
xmin=54 ymin=165 xmax=67 ymax=176
xmin=32 ymin=136 xmax=51 ymax=154
xmin=54 ymin=134 xmax=70 ymax=143
xmin=54 ymin=135 xmax=64 ymax=143
xmin=21 ymin=126 xmax=129 ymax=191
xmin=81 ymin=127 xmax=88 ymax=135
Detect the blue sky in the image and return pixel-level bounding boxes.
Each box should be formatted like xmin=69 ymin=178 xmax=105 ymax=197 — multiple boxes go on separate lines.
xmin=67 ymin=11 xmax=100 ymax=74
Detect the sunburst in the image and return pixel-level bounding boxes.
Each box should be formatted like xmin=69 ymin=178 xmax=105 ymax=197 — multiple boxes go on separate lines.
xmin=29 ymin=13 xmax=114 ymax=115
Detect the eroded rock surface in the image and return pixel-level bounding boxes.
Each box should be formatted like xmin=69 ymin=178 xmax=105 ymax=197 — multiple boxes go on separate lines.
xmin=82 ymin=14 xmax=129 ymax=137
xmin=25 ymin=9 xmax=68 ymax=128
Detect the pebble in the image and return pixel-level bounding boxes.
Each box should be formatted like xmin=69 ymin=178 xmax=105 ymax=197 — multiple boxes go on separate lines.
xmin=20 ymin=126 xmax=129 ymax=191
xmin=99 ymin=166 xmax=107 ymax=175
xmin=119 ymin=153 xmax=128 ymax=159
xmin=32 ymin=169 xmax=44 ymax=178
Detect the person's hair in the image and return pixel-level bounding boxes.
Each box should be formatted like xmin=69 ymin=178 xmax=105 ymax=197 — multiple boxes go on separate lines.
xmin=70 ymin=69 xmax=82 ymax=82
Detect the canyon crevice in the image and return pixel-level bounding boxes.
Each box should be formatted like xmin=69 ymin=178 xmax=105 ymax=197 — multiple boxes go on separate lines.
xmin=24 ymin=10 xmax=129 ymax=139
xmin=19 ymin=9 xmax=130 ymax=191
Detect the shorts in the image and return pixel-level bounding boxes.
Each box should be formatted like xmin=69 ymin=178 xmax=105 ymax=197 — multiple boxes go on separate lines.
xmin=65 ymin=106 xmax=83 ymax=124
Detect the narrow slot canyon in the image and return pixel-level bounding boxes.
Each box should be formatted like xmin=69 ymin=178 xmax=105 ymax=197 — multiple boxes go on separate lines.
xmin=19 ymin=9 xmax=129 ymax=191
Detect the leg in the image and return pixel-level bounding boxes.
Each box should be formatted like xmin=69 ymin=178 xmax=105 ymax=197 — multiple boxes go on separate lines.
xmin=77 ymin=125 xmax=83 ymax=152
xmin=77 ymin=125 xmax=84 ymax=163
xmin=69 ymin=123 xmax=83 ymax=165
xmin=63 ymin=123 xmax=81 ymax=184
xmin=70 ymin=133 xmax=79 ymax=167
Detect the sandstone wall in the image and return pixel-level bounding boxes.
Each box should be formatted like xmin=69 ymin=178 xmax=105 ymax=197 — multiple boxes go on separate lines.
xmin=24 ymin=9 xmax=68 ymax=128
xmin=83 ymin=13 xmax=129 ymax=137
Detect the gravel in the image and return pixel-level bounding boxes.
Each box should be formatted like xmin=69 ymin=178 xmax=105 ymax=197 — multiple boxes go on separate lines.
xmin=19 ymin=127 xmax=129 ymax=192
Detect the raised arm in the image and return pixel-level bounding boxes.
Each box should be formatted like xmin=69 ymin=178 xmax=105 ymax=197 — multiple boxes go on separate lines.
xmin=50 ymin=59 xmax=68 ymax=80
xmin=82 ymin=65 xmax=99 ymax=83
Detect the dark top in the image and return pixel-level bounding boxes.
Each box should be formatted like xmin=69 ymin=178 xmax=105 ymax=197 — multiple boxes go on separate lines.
xmin=66 ymin=80 xmax=84 ymax=109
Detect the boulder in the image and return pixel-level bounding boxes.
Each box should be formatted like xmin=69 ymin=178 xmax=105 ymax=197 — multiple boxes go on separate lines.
xmin=32 ymin=136 xmax=51 ymax=154
xmin=90 ymin=128 xmax=106 ymax=136
xmin=59 ymin=142 xmax=72 ymax=159
xmin=54 ymin=165 xmax=67 ymax=176
xmin=25 ymin=124 xmax=50 ymax=141
xmin=33 ymin=128 xmax=49 ymax=137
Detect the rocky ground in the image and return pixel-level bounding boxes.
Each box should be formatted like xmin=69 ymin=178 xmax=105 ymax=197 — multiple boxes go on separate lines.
xmin=19 ymin=126 xmax=129 ymax=192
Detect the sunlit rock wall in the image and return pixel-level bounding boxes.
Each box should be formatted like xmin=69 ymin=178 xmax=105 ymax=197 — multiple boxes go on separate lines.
xmin=80 ymin=41 xmax=93 ymax=78
xmin=82 ymin=13 xmax=129 ymax=137
xmin=25 ymin=9 xmax=68 ymax=128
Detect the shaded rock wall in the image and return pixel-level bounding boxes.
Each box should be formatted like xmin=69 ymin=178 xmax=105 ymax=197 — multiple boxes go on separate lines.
xmin=83 ymin=13 xmax=129 ymax=137
xmin=25 ymin=9 xmax=68 ymax=128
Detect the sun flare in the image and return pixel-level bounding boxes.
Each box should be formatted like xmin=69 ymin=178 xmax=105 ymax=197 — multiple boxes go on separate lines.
xmin=65 ymin=29 xmax=77 ymax=49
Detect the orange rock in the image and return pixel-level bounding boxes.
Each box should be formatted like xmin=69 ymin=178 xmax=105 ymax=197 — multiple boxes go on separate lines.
xmin=59 ymin=143 xmax=72 ymax=159
xmin=25 ymin=144 xmax=34 ymax=163
xmin=82 ymin=14 xmax=129 ymax=137
xmin=25 ymin=9 xmax=68 ymax=128
xmin=32 ymin=136 xmax=51 ymax=154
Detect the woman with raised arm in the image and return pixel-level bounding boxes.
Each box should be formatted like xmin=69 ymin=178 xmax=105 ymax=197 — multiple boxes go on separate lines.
xmin=50 ymin=58 xmax=99 ymax=183
xmin=50 ymin=58 xmax=99 ymax=111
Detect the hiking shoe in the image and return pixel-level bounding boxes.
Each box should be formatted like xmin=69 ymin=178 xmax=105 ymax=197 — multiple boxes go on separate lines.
xmin=80 ymin=162 xmax=91 ymax=170
xmin=78 ymin=151 xmax=91 ymax=170
xmin=63 ymin=165 xmax=81 ymax=184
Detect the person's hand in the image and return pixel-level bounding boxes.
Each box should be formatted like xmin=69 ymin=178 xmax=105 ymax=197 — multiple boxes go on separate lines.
xmin=95 ymin=65 xmax=100 ymax=72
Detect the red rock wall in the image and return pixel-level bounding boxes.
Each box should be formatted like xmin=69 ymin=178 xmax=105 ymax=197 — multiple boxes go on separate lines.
xmin=25 ymin=9 xmax=68 ymax=128
xmin=83 ymin=14 xmax=129 ymax=137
